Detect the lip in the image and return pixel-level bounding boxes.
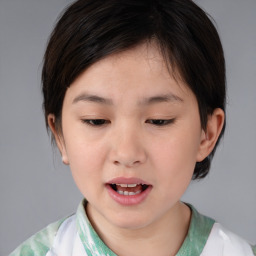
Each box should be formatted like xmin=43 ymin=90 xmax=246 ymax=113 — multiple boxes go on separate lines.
xmin=106 ymin=177 xmax=152 ymax=206
xmin=107 ymin=177 xmax=150 ymax=185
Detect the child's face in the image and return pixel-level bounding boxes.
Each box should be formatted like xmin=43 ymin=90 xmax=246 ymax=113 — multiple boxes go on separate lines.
xmin=53 ymin=43 xmax=207 ymax=230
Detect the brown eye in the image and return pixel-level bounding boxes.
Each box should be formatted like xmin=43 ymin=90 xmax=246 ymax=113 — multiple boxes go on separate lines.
xmin=82 ymin=119 xmax=109 ymax=126
xmin=146 ymin=119 xmax=175 ymax=126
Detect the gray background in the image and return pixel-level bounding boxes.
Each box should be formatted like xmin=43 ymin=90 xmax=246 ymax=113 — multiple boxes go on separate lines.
xmin=0 ymin=0 xmax=255 ymax=255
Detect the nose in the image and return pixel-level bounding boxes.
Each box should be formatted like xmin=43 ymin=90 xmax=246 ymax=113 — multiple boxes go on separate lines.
xmin=109 ymin=124 xmax=147 ymax=168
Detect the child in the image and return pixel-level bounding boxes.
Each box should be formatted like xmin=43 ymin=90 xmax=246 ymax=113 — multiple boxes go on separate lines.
xmin=10 ymin=0 xmax=256 ymax=255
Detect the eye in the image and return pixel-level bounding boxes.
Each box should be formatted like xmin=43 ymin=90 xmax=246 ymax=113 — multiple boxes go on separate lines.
xmin=146 ymin=119 xmax=175 ymax=126
xmin=82 ymin=119 xmax=109 ymax=126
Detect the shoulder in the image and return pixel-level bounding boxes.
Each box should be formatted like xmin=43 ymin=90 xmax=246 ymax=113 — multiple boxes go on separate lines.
xmin=252 ymin=245 xmax=256 ymax=255
xmin=182 ymin=204 xmax=255 ymax=256
xmin=9 ymin=218 xmax=67 ymax=256
xmin=201 ymin=222 xmax=256 ymax=256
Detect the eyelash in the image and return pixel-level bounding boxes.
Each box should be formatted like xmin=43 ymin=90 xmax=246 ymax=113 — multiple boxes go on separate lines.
xmin=82 ymin=119 xmax=109 ymax=126
xmin=146 ymin=119 xmax=175 ymax=126
xmin=82 ymin=119 xmax=175 ymax=127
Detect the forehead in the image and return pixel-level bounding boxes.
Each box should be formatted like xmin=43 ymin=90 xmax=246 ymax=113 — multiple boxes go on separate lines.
xmin=66 ymin=43 xmax=193 ymax=104
xmin=87 ymin=43 xmax=180 ymax=82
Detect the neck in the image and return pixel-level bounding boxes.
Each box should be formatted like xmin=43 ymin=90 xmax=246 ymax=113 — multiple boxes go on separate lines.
xmin=86 ymin=202 xmax=191 ymax=256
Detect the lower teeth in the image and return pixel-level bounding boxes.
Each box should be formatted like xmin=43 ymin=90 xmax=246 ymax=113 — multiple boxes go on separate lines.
xmin=117 ymin=190 xmax=142 ymax=196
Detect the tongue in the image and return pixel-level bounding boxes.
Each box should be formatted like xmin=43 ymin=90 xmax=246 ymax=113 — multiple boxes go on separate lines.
xmin=116 ymin=184 xmax=143 ymax=193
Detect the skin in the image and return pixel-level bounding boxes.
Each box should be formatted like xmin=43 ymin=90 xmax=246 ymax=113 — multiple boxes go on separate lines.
xmin=49 ymin=43 xmax=224 ymax=256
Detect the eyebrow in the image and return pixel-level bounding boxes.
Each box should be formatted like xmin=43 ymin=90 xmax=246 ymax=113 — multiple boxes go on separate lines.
xmin=139 ymin=93 xmax=183 ymax=105
xmin=72 ymin=93 xmax=113 ymax=105
xmin=72 ymin=92 xmax=183 ymax=105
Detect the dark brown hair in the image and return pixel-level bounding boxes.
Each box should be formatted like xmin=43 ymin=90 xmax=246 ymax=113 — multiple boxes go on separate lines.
xmin=42 ymin=0 xmax=226 ymax=179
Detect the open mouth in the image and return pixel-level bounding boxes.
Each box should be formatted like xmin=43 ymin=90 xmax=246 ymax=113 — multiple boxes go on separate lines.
xmin=109 ymin=183 xmax=150 ymax=196
xmin=106 ymin=179 xmax=152 ymax=205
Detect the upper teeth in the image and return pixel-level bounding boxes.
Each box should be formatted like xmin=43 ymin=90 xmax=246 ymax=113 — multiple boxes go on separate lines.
xmin=116 ymin=184 xmax=137 ymax=188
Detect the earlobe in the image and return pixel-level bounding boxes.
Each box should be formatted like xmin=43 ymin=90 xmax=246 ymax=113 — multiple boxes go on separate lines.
xmin=196 ymin=108 xmax=225 ymax=162
xmin=47 ymin=114 xmax=69 ymax=165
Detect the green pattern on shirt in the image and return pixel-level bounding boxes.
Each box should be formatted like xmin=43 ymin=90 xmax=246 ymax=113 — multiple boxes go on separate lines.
xmin=9 ymin=199 xmax=255 ymax=256
xmin=9 ymin=218 xmax=65 ymax=256
xmin=76 ymin=201 xmax=117 ymax=256
xmin=252 ymin=244 xmax=256 ymax=255
xmin=177 ymin=204 xmax=215 ymax=255
xmin=9 ymin=201 xmax=214 ymax=256
xmin=76 ymin=201 xmax=214 ymax=256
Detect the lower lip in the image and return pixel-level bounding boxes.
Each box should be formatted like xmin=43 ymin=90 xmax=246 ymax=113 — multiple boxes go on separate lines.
xmin=106 ymin=184 xmax=152 ymax=206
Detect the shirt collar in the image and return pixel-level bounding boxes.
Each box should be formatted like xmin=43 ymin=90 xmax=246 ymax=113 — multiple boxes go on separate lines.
xmin=177 ymin=203 xmax=215 ymax=255
xmin=76 ymin=200 xmax=214 ymax=256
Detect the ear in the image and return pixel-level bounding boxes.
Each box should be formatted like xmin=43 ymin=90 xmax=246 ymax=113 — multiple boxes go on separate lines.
xmin=196 ymin=108 xmax=225 ymax=162
xmin=48 ymin=114 xmax=69 ymax=165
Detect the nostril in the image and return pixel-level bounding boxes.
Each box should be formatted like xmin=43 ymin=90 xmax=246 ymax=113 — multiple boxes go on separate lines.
xmin=113 ymin=160 xmax=138 ymax=167
xmin=110 ymin=140 xmax=147 ymax=167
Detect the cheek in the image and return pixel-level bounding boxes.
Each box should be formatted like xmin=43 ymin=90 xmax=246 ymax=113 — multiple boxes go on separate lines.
xmin=64 ymin=136 xmax=107 ymax=189
xmin=63 ymin=121 xmax=105 ymax=167
xmin=154 ymin=147 xmax=195 ymax=204
xmin=68 ymin=142 xmax=104 ymax=171
xmin=151 ymin=129 xmax=200 ymax=193
xmin=67 ymin=145 xmax=105 ymax=201
xmin=153 ymin=131 xmax=200 ymax=170
xmin=156 ymin=146 xmax=195 ymax=189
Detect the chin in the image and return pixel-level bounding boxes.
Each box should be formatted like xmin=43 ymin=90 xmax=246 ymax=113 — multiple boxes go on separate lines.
xmin=107 ymin=212 xmax=153 ymax=230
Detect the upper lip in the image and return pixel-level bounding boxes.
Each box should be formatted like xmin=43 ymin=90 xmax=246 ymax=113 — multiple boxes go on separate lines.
xmin=107 ymin=177 xmax=151 ymax=185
